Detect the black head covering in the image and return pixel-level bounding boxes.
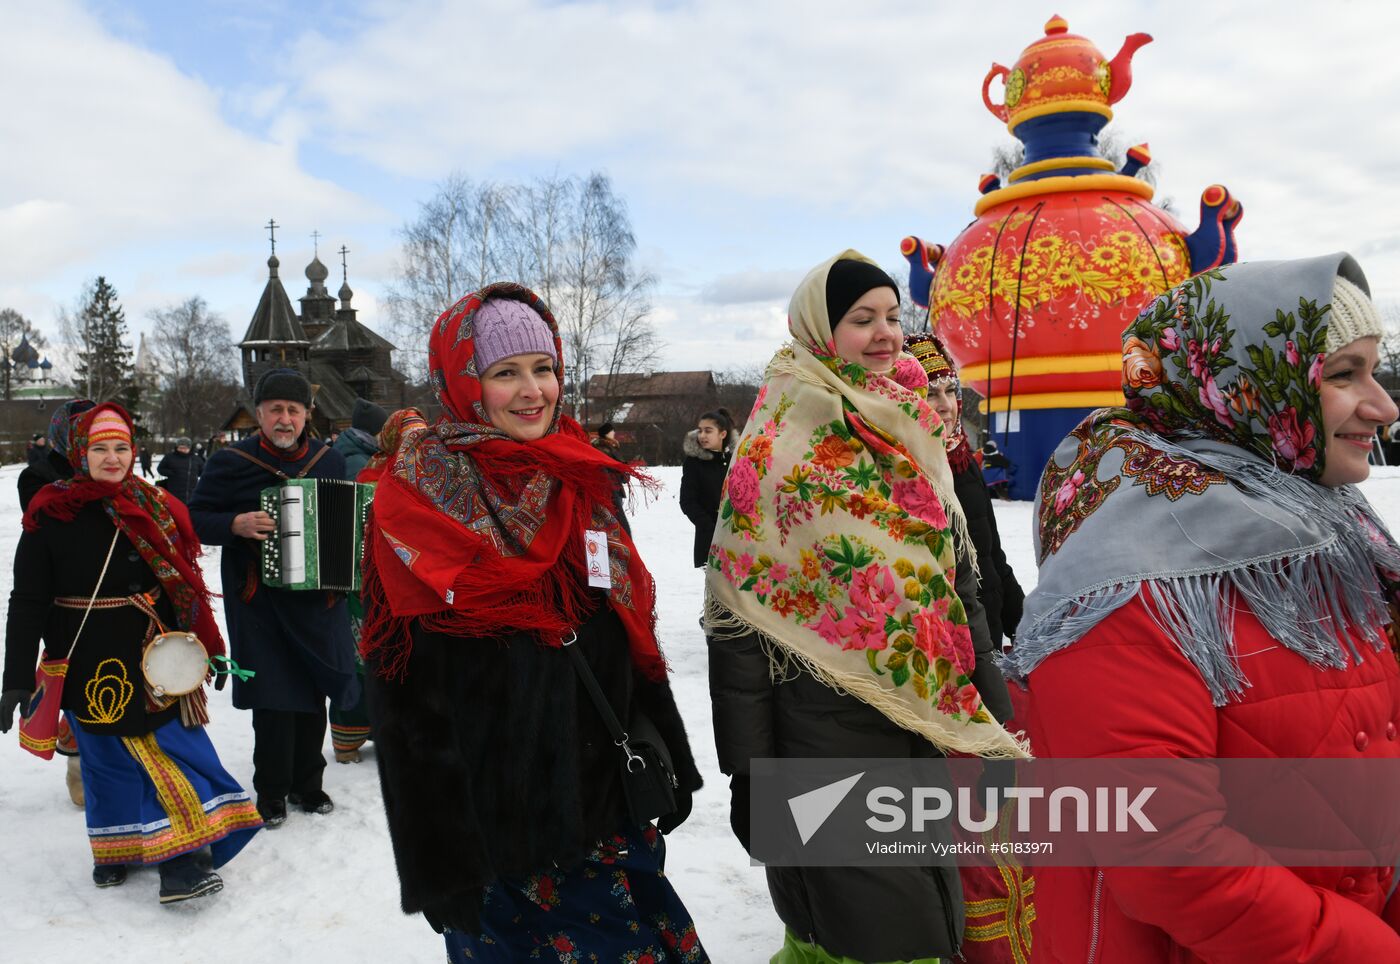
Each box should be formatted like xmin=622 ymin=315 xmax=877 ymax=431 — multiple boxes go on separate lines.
xmin=826 ymin=259 xmax=899 ymax=327
xmin=254 ymin=368 xmax=313 ymax=407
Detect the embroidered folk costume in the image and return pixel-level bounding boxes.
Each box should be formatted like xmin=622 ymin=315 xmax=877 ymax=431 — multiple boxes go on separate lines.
xmin=1013 ymin=255 xmax=1400 ymax=961
xmin=3 ymin=404 xmax=260 ymax=899
xmin=361 ymin=283 xmax=705 ymax=961
xmin=706 ymin=251 xmax=1026 ymax=759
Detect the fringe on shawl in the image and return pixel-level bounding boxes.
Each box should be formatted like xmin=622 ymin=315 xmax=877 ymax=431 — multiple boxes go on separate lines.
xmin=704 ymin=592 xmax=1032 ymax=760
xmin=1004 ymin=430 xmax=1400 ymax=706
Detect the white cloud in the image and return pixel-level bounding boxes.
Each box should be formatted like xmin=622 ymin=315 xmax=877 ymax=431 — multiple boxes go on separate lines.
xmin=697 ymin=269 xmax=806 ymax=305
xmin=0 ymin=1 xmax=380 ymax=285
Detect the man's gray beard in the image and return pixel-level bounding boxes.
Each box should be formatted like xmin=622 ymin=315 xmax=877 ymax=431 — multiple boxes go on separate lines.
xmin=268 ymin=431 xmax=298 ymax=450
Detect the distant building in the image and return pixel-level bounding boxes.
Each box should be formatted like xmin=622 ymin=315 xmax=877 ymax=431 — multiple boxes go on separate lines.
xmin=582 ymin=370 xmax=717 ymax=464
xmin=226 ymin=238 xmax=406 ymax=437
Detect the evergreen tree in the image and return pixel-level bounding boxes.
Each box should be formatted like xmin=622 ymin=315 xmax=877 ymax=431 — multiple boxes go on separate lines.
xmin=75 ymin=276 xmax=136 ymax=407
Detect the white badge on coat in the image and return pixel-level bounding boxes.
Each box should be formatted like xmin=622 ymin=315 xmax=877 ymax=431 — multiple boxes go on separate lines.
xmin=584 ymin=529 xmax=612 ymax=589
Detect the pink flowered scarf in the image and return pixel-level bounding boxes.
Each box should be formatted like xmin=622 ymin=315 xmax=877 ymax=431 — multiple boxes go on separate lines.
xmin=705 ymin=250 xmax=1029 ymax=760
xmin=1008 ymin=254 xmax=1400 ymax=705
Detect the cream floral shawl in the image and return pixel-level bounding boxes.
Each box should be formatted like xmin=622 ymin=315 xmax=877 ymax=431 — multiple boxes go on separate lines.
xmin=706 ymin=250 xmax=1029 ymax=759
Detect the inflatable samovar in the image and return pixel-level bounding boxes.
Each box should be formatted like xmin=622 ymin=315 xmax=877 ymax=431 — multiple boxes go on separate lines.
xmin=903 ymin=14 xmax=1243 ymax=499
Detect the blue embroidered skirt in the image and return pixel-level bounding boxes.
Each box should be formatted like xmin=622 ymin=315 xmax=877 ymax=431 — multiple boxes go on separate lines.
xmin=444 ymin=824 xmax=708 ymax=963
xmin=68 ymin=713 xmax=263 ymax=867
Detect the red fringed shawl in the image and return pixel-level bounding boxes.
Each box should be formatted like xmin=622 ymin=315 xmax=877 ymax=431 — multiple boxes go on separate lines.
xmin=24 ymin=403 xmax=225 ymax=658
xmin=359 ymin=283 xmax=666 ymax=682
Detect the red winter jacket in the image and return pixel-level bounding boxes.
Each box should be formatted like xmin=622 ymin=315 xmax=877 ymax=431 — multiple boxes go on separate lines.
xmin=1026 ymin=593 xmax=1400 ymax=963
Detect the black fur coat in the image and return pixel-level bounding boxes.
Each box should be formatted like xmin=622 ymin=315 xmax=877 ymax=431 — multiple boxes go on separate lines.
xmin=365 ymin=596 xmax=702 ymax=930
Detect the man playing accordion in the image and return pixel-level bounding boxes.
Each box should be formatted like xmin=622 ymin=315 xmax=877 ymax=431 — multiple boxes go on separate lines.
xmin=189 ymin=368 xmax=360 ymax=827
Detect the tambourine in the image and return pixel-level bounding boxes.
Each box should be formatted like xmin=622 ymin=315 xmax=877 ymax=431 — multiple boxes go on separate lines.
xmin=141 ymin=631 xmax=209 ymax=699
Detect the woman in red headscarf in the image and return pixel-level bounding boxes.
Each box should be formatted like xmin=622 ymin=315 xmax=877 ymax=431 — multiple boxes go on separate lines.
xmin=0 ymin=404 xmax=261 ymax=903
xmin=361 ymin=284 xmax=707 ymax=963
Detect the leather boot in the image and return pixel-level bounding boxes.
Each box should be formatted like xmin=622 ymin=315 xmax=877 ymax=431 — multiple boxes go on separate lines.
xmin=66 ymin=754 xmax=85 ymax=808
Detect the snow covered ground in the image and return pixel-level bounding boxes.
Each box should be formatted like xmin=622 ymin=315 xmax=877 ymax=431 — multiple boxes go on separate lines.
xmin=5 ymin=463 xmax=1400 ymax=962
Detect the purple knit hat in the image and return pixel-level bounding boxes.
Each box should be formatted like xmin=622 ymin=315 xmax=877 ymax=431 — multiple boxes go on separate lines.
xmin=473 ymin=297 xmax=558 ymax=372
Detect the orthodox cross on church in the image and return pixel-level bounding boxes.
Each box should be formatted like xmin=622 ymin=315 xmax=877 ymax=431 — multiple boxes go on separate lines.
xmin=311 ymin=229 xmax=321 ymax=256
xmin=338 ymin=245 xmax=350 ymax=283
xmin=265 ymin=218 xmax=279 ymax=255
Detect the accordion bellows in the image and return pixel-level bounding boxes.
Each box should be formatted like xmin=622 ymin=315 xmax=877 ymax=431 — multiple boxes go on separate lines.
xmin=260 ymin=478 xmax=374 ymax=591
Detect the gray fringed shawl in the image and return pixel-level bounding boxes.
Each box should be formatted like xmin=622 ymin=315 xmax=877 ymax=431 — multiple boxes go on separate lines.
xmin=1003 ymin=254 xmax=1400 ymax=705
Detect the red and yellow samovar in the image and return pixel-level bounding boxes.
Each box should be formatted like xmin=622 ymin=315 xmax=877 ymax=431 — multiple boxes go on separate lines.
xmin=903 ymin=14 xmax=1242 ymax=499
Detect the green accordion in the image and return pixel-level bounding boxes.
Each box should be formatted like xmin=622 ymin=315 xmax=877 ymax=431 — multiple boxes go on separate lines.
xmin=259 ymin=478 xmax=374 ymax=591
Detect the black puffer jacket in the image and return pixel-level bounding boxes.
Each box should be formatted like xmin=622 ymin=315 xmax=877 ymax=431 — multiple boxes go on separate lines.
xmin=367 ymin=597 xmax=702 ymax=933
xmin=707 ymin=545 xmax=1012 ymax=961
xmin=678 ymin=430 xmax=731 ymax=568
xmin=952 ymin=461 xmax=1025 ymax=646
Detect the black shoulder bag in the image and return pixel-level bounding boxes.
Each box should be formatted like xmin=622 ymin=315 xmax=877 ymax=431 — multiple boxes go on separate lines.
xmin=564 ymin=632 xmax=678 ymax=825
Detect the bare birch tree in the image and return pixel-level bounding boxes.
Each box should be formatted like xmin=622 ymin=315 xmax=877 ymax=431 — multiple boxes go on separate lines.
xmin=388 ymin=171 xmax=659 ymax=406
xmin=384 ymin=174 xmax=516 ymax=380
xmin=148 ymin=297 xmax=240 ymax=438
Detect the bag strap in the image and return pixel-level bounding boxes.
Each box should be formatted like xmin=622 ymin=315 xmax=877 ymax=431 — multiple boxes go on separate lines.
xmin=296 ymin=444 xmax=330 ymax=479
xmin=563 ymin=632 xmax=646 ymax=772
xmin=226 ymin=439 xmax=330 ymax=480
xmin=64 ymin=527 xmax=122 ymax=661
xmin=226 ymin=445 xmax=288 ymax=480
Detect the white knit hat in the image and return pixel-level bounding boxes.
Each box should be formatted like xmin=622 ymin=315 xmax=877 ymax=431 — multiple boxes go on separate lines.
xmin=1325 ymin=276 xmax=1385 ymax=353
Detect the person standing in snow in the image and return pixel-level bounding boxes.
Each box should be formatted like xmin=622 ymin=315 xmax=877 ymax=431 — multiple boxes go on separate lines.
xmin=18 ymin=399 xmax=93 ymax=512
xmin=361 ymin=283 xmax=707 ymax=963
xmin=591 ymin=421 xmax=620 ymax=455
xmin=333 ymin=398 xmax=387 ymax=478
xmin=678 ymin=408 xmax=733 ymax=569
xmin=0 ymin=404 xmax=261 ymax=902
xmin=187 ymin=369 xmax=360 ymax=828
xmin=906 ymin=334 xmax=1025 ymax=651
xmin=16 ymin=398 xmax=97 ymax=805
xmin=1005 ymin=255 xmax=1400 ymax=960
xmin=157 ymin=438 xmax=204 ymax=503
xmin=705 ymin=253 xmax=1026 ymax=964
xmin=325 ymin=399 xmax=401 ymax=764
xmin=138 ymin=442 xmax=153 ymax=478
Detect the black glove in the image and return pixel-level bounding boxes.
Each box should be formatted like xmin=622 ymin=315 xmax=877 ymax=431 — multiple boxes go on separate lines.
xmin=213 ymin=670 xmax=227 ymax=691
xmin=656 ymin=788 xmax=693 ymax=835
xmin=0 ymin=689 xmax=30 ymax=734
xmin=729 ymin=774 xmax=752 ymax=855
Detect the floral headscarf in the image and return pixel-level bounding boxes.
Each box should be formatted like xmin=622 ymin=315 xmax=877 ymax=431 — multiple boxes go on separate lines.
xmin=47 ymin=397 xmax=95 ymax=459
xmin=706 ymin=250 xmax=1028 ymax=759
xmin=359 ymin=283 xmax=665 ymax=684
xmin=356 ymin=407 xmax=428 ymax=485
xmin=905 ymin=333 xmax=975 ymax=474
xmin=1006 ymin=253 xmax=1400 ymax=704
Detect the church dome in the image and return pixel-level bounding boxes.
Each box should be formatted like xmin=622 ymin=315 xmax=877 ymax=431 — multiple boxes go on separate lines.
xmin=306 ymin=255 xmax=330 ymax=285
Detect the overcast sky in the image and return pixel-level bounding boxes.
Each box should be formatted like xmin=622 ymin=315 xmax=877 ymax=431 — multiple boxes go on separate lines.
xmin=4 ymin=0 xmax=1400 ymax=374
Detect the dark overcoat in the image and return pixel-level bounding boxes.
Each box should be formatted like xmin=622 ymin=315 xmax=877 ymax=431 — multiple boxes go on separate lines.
xmin=158 ymin=449 xmax=205 ymax=503
xmin=188 ymin=433 xmax=359 ymax=713
xmin=17 ymin=449 xmax=68 ymax=511
xmin=366 ymin=597 xmax=702 ymax=931
xmin=707 ymin=544 xmax=1012 ymax=962
xmin=952 ymin=460 xmax=1025 ymax=647
xmin=678 ymin=430 xmax=730 ymax=568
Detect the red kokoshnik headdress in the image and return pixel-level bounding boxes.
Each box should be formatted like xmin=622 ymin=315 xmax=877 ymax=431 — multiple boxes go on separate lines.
xmin=359 ymin=282 xmax=666 ymax=681
xmin=23 ymin=402 xmax=225 ymax=659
